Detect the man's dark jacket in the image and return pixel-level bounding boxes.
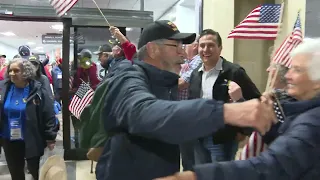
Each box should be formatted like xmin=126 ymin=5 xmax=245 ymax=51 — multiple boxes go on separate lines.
xmin=0 ymin=80 xmax=57 ymax=158
xmin=96 ymin=60 xmax=228 ymax=180
xmin=189 ymin=57 xmax=260 ymax=146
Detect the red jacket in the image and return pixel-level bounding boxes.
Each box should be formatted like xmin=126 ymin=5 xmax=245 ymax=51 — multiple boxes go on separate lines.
xmin=0 ymin=66 xmax=6 ymax=81
xmin=73 ymin=63 xmax=100 ymax=90
xmin=121 ymin=41 xmax=136 ymax=61
xmin=44 ymin=65 xmax=53 ymax=84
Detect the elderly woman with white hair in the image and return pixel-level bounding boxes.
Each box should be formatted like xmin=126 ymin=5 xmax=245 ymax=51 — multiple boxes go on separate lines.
xmin=157 ymin=37 xmax=320 ymax=180
xmin=0 ymin=58 xmax=58 ymax=180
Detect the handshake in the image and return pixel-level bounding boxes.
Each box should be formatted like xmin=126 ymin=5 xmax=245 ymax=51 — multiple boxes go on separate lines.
xmin=223 ymin=94 xmax=277 ymax=135
xmin=155 ymin=94 xmax=278 ymax=180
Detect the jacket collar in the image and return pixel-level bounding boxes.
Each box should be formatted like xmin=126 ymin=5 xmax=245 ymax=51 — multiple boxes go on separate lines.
xmin=134 ymin=60 xmax=179 ymax=87
xmin=4 ymin=79 xmax=41 ymax=94
xmin=0 ymin=79 xmax=41 ymax=104
xmin=198 ymin=57 xmax=223 ymax=72
xmin=282 ymin=95 xmax=320 ymax=117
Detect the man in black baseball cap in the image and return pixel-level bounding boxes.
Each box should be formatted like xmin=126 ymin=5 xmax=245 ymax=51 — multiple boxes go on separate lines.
xmin=96 ymin=20 xmax=275 ymax=180
xmin=94 ymin=44 xmax=113 ymax=69
xmin=138 ymin=20 xmax=196 ymax=49
xmin=135 ymin=20 xmax=196 ymax=75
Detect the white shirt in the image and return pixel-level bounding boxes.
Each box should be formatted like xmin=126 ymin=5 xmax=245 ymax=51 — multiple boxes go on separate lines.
xmin=199 ymin=58 xmax=223 ymax=99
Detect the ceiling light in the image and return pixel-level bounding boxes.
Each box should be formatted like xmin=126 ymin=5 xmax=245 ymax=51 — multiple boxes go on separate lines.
xmin=126 ymin=27 xmax=132 ymax=31
xmin=27 ymin=42 xmax=35 ymax=45
xmin=34 ymin=46 xmax=43 ymax=50
xmin=51 ymin=24 xmax=63 ymax=31
xmin=0 ymin=31 xmax=16 ymax=36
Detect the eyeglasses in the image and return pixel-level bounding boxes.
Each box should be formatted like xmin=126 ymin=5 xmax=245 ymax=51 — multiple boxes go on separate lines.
xmin=159 ymin=43 xmax=185 ymax=53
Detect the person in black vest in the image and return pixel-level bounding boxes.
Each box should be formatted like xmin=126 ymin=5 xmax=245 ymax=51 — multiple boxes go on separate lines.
xmin=188 ymin=29 xmax=261 ymax=163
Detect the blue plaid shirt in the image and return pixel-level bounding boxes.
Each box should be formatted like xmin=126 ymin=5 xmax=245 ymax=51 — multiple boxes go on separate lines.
xmin=178 ymin=55 xmax=202 ymax=100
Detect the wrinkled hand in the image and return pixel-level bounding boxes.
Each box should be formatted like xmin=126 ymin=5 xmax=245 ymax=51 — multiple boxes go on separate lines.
xmin=154 ymin=171 xmax=197 ymax=180
xmin=228 ymin=81 xmax=243 ymax=101
xmin=109 ymin=26 xmax=121 ymax=38
xmin=224 ymin=99 xmax=277 ymax=135
xmin=47 ymin=141 xmax=55 ymax=151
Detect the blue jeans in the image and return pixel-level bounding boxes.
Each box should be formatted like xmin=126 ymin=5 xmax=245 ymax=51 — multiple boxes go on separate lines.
xmin=203 ymin=136 xmax=238 ymax=162
xmin=180 ymin=141 xmax=196 ymax=171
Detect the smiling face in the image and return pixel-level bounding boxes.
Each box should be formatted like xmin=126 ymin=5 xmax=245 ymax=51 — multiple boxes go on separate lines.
xmin=8 ymin=62 xmax=24 ymax=85
xmin=198 ymin=34 xmax=222 ymax=69
xmin=285 ymin=54 xmax=320 ymax=100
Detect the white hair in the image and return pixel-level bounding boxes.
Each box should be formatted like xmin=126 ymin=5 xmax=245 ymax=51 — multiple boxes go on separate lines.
xmin=137 ymin=39 xmax=166 ymax=60
xmin=290 ymin=37 xmax=320 ymax=81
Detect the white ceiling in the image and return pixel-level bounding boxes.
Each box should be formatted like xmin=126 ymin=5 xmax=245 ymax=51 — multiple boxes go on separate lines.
xmin=0 ymin=21 xmax=64 ymax=55
xmin=0 ymin=0 xmax=193 ymax=58
xmin=0 ymin=0 xmax=180 ymax=20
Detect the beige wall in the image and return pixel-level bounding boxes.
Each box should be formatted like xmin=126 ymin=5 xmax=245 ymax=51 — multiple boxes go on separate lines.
xmin=203 ymin=0 xmax=234 ymax=62
xmin=202 ymin=0 xmax=306 ymax=92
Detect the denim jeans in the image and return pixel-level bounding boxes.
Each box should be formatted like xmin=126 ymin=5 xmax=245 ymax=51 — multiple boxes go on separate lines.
xmin=180 ymin=141 xmax=196 ymax=171
xmin=202 ymin=136 xmax=238 ymax=162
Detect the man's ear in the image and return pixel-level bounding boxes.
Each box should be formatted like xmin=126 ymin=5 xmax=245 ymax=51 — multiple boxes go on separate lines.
xmin=146 ymin=42 xmax=159 ymax=59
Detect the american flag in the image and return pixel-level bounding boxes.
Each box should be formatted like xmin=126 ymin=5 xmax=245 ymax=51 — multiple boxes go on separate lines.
xmin=240 ymin=90 xmax=290 ymax=160
xmin=228 ymin=4 xmax=282 ymax=40
xmin=272 ymin=13 xmax=303 ymax=67
xmin=240 ymin=131 xmax=267 ymax=160
xmin=50 ymin=0 xmax=79 ymax=17
xmin=69 ymin=81 xmax=94 ymax=119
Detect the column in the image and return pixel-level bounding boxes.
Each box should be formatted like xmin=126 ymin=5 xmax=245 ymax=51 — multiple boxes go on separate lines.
xmin=202 ymin=0 xmax=235 ymax=62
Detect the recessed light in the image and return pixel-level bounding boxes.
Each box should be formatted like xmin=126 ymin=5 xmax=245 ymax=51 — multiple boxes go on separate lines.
xmin=51 ymin=24 xmax=63 ymax=31
xmin=27 ymin=42 xmax=35 ymax=45
xmin=0 ymin=32 xmax=16 ymax=36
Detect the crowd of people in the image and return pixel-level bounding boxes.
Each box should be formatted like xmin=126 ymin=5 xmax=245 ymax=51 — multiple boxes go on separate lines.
xmin=0 ymin=19 xmax=319 ymax=180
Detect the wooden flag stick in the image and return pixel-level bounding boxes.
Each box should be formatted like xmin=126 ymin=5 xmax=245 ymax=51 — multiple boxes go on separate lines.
xmin=91 ymin=0 xmax=111 ymax=26
xmin=265 ymin=2 xmax=285 ymax=92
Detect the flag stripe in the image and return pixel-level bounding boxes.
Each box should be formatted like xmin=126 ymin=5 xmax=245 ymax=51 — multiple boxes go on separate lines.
xmin=272 ymin=13 xmax=303 ymax=67
xmin=240 ymin=131 xmax=267 ymax=160
xmin=69 ymin=81 xmax=94 ymax=119
xmin=50 ymin=0 xmax=78 ymax=17
xmin=228 ymin=4 xmax=282 ymax=40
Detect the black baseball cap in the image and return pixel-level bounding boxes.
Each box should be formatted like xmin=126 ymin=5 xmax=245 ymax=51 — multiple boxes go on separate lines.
xmin=138 ymin=20 xmax=196 ymax=49
xmin=93 ymin=44 xmax=112 ymax=55
xmin=28 ymin=55 xmax=41 ymax=64
xmin=78 ymin=49 xmax=92 ymax=59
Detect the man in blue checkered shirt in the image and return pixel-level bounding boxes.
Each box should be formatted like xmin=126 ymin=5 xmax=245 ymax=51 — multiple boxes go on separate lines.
xmin=178 ymin=35 xmax=202 ymax=100
xmin=179 ymin=35 xmax=202 ymax=171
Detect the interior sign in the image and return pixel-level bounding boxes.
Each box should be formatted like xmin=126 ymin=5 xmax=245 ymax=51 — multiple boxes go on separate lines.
xmin=42 ymin=34 xmax=85 ymax=44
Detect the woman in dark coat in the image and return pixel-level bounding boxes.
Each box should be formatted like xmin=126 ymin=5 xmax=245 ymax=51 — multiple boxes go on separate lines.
xmin=156 ymin=38 xmax=320 ymax=180
xmin=0 ymin=58 xmax=58 ymax=180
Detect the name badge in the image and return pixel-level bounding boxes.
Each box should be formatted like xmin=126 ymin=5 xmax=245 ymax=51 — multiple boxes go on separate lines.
xmin=57 ymin=73 xmax=62 ymax=79
xmin=9 ymin=118 xmax=22 ymax=140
